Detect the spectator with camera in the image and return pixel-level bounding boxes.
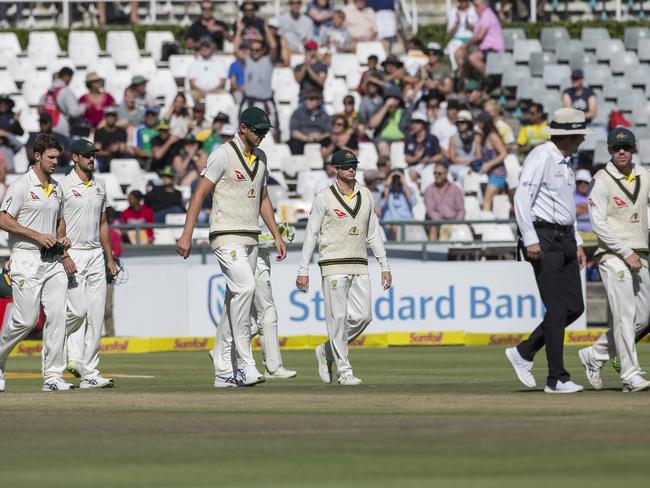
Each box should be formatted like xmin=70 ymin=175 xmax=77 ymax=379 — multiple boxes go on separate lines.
xmin=424 ymin=162 xmax=465 ymax=240
xmin=380 ymin=169 xmax=417 ymax=240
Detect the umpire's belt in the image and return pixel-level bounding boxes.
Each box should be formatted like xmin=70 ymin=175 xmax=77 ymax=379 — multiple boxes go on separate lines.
xmin=533 ymin=219 xmax=573 ymax=233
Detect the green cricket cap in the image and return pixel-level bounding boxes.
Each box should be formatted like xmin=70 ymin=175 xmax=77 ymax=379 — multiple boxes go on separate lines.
xmin=607 ymin=127 xmax=636 ymax=147
xmin=70 ymin=139 xmax=98 ymax=154
xmin=331 ymin=149 xmax=359 ymax=168
xmin=240 ymin=106 xmax=273 ymax=130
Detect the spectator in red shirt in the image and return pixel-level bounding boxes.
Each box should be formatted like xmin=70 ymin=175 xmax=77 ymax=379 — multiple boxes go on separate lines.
xmin=120 ymin=190 xmax=155 ymax=244
xmin=79 ymin=72 xmax=116 ymax=128
xmin=423 ymin=162 xmax=465 ymax=240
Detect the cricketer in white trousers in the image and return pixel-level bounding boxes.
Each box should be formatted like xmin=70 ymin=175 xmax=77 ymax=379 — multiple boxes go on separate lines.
xmin=0 ymin=250 xmax=67 ymax=380
xmin=211 ymin=243 xmax=259 ymax=375
xmin=589 ymin=258 xmax=650 ymax=383
xmin=65 ymin=247 xmax=106 ymax=379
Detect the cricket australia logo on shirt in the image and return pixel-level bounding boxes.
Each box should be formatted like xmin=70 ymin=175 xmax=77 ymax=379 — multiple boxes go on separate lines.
xmin=247 ymin=188 xmax=256 ymax=199
xmin=29 ymin=191 xmax=40 ymax=200
xmin=630 ymin=212 xmax=640 ymax=223
xmin=613 ymin=197 xmax=627 ymax=208
xmin=71 ymin=189 xmax=82 ymax=198
xmin=234 ymin=170 xmax=246 ymax=182
xmin=333 ymin=208 xmax=347 ymax=219
xmin=349 ymin=226 xmax=359 ymax=236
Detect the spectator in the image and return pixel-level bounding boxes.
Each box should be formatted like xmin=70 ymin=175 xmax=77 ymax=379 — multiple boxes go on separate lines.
xmin=376 ymin=154 xmax=391 ymax=178
xmin=133 ymin=107 xmax=160 ymax=161
xmin=339 ymin=95 xmax=360 ymax=133
xmin=198 ymin=112 xmax=230 ymax=155
xmin=0 ymin=94 xmax=24 ymax=136
xmin=172 ymin=139 xmax=201 ymax=187
xmin=404 ymin=111 xmax=442 ymax=168
xmin=145 ymin=166 xmax=186 ymax=223
xmin=380 ymin=169 xmax=417 ymax=240
xmin=40 ymin=66 xmax=87 ymax=138
xmin=455 ymin=0 xmax=504 ymax=77
xmin=307 ymin=0 xmax=334 ymax=37
xmin=229 ymin=41 xmax=250 ymax=103
xmin=279 ymin=0 xmax=315 ymax=53
xmin=423 ymin=91 xmax=444 ymax=124
xmin=363 ymin=169 xmax=384 ymax=213
xmin=475 ymin=111 xmax=507 ymax=211
xmin=402 ymin=37 xmax=428 ymax=78
xmin=151 ymin=120 xmax=181 ymax=172
xmin=241 ymin=39 xmax=278 ymax=140
xmin=185 ymin=0 xmax=233 ymax=52
xmin=516 ymin=102 xmax=549 ymax=154
xmin=448 ymin=109 xmax=480 ymax=187
xmin=417 ymin=42 xmax=453 ymax=96
xmin=0 ymin=164 xmax=7 ymax=202
xmin=483 ymin=99 xmax=515 ymax=150
xmin=369 ymin=84 xmax=411 ymax=157
xmin=266 ymin=18 xmax=291 ymax=66
xmin=131 ymin=75 xmax=153 ymax=111
xmin=0 ymin=129 xmax=22 ymax=172
xmin=288 ymin=90 xmax=331 ymax=154
xmin=120 ymin=190 xmax=155 ymax=244
xmin=368 ymin=0 xmax=397 ymax=48
xmin=164 ymin=92 xmax=191 ymax=139
xmin=358 ymin=78 xmax=384 ymax=135
xmin=381 ymin=55 xmax=407 ymax=89
xmin=235 ymin=0 xmax=276 ymax=52
xmin=117 ymin=86 xmax=146 ymax=133
xmin=294 ymin=40 xmax=328 ymax=100
xmin=188 ymin=36 xmax=227 ymax=102
xmin=314 ymin=160 xmax=338 ymax=193
xmin=79 ymin=72 xmax=115 ymax=129
xmin=25 ymin=113 xmax=71 ymax=169
xmin=432 ymin=99 xmax=460 ymax=160
xmin=446 ymin=0 xmax=478 ymax=72
xmin=343 ymin=0 xmax=377 ymax=42
xmin=463 ymin=79 xmax=485 ymax=119
xmin=321 ymin=9 xmax=353 ymax=53
xmin=562 ymin=69 xmax=597 ymax=124
xmin=94 ymin=106 xmax=129 ymax=171
xmin=321 ymin=114 xmax=359 ymax=162
xmin=188 ymin=103 xmax=211 ymax=138
xmin=423 ymin=162 xmax=465 ymax=240
xmin=358 ymin=54 xmax=382 ymax=95
xmin=97 ymin=0 xmax=139 ymax=26
xmin=574 ymin=169 xmax=592 ymax=232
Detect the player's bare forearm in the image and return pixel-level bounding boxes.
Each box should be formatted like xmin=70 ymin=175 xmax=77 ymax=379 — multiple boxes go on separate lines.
xmin=0 ymin=212 xmax=53 ymax=247
xmin=56 ymin=218 xmax=71 ymax=249
xmin=260 ymin=190 xmax=281 ymax=240
xmin=182 ymin=178 xmax=214 ymax=237
xmin=99 ymin=214 xmax=115 ymax=265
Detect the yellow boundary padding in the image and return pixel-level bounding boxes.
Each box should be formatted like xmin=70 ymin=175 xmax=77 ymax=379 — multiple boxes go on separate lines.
xmin=9 ymin=329 xmax=634 ymax=356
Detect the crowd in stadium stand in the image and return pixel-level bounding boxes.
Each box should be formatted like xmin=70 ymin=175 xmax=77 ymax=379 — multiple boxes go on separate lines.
xmin=0 ymin=0 xmax=619 ymax=247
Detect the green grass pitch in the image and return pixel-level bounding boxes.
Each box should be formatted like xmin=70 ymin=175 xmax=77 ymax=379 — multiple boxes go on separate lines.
xmin=1 ymin=345 xmax=649 ymax=488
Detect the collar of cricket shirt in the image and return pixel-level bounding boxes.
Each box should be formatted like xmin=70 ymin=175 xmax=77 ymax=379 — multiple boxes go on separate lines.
xmin=229 ymin=136 xmax=259 ymax=180
xmin=331 ymin=180 xmax=362 ymax=218
xmin=605 ymin=161 xmax=641 ymax=203
xmin=28 ymin=168 xmax=55 ymax=197
xmin=71 ymin=168 xmax=94 ymax=188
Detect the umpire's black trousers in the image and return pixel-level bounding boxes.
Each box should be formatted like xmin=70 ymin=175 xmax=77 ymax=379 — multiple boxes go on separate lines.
xmin=517 ymin=225 xmax=585 ymax=387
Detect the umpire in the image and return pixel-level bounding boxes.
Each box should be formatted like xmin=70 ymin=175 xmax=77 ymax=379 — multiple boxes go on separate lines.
xmin=506 ymin=108 xmax=592 ymax=394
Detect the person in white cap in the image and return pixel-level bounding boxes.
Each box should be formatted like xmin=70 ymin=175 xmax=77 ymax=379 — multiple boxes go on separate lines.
xmin=506 ymin=107 xmax=591 ymax=394
xmin=578 ymin=127 xmax=650 ymax=392
xmin=574 ymin=168 xmax=592 ymax=233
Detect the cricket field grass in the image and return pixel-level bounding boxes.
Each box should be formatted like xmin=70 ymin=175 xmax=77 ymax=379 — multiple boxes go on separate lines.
xmin=1 ymin=345 xmax=649 ymax=488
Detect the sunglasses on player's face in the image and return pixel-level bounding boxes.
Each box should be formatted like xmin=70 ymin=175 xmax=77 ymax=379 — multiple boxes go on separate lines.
xmin=246 ymin=125 xmax=269 ymax=138
xmin=336 ymin=164 xmax=358 ymax=171
xmin=612 ymin=144 xmax=634 ymax=152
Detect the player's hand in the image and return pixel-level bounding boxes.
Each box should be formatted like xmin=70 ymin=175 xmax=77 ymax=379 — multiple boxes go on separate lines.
xmin=106 ymin=259 xmax=119 ymax=277
xmin=176 ymin=233 xmax=192 ymax=259
xmin=381 ymin=271 xmax=392 ymax=290
xmin=625 ymin=252 xmax=642 ymax=273
xmin=62 ymin=255 xmax=77 ymax=275
xmin=275 ymin=238 xmax=287 ymax=261
xmin=526 ymin=243 xmax=542 ymax=261
xmin=577 ymin=245 xmax=587 ymax=270
xmin=58 ymin=236 xmax=71 ymax=250
xmin=36 ymin=233 xmax=57 ymax=249
xmin=296 ymin=275 xmax=309 ymax=292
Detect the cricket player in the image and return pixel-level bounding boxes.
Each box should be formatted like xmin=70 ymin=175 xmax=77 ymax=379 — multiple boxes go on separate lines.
xmin=177 ymin=107 xmax=287 ymax=388
xmin=578 ymin=128 xmax=650 ymax=392
xmin=296 ymin=149 xmax=392 ymax=386
xmin=0 ymin=134 xmax=72 ymax=392
xmin=61 ymin=139 xmax=119 ymax=389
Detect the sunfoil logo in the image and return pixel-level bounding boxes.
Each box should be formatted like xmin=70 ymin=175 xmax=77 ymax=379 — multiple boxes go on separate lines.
xmin=207 ymin=273 xmax=227 ymax=328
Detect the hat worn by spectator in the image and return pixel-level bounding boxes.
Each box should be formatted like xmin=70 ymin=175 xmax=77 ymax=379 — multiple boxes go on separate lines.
xmin=240 ymin=1 xmax=259 ymax=11
xmin=240 ymin=106 xmax=273 ymax=130
xmin=156 ymin=120 xmax=171 ymax=130
xmin=199 ymin=36 xmax=216 ymax=48
xmin=267 ymin=17 xmax=279 ymax=28
xmin=104 ymin=106 xmax=118 ymax=116
xmin=465 ymin=79 xmax=483 ymax=92
xmin=70 ymin=139 xmax=98 ymax=155
xmin=410 ymin=111 xmax=429 ymax=124
xmin=131 ymin=75 xmax=148 ymax=86
xmin=145 ymin=105 xmax=160 ymax=115
xmin=304 ymin=39 xmax=318 ymax=51
xmin=457 ymin=110 xmax=473 ymax=123
xmin=383 ymin=84 xmax=402 ymax=100
xmin=382 ymin=55 xmax=404 ymax=68
xmin=608 ymin=127 xmax=636 ymax=147
xmin=575 ymin=169 xmax=592 ymax=183
xmin=159 ymin=166 xmax=176 ymax=178
xmin=571 ymin=69 xmax=584 ymax=80
xmin=542 ymin=107 xmax=593 ymax=136
xmin=220 ymin=124 xmax=236 ymax=136
xmin=85 ymin=72 xmax=103 ymax=84
xmin=425 ymin=42 xmax=442 ymax=53
xmin=331 ymin=149 xmax=359 ymax=168
xmin=0 ymin=94 xmax=15 ymax=109
xmin=214 ymin=111 xmax=229 ymax=123
xmin=364 ymin=169 xmax=383 ymax=183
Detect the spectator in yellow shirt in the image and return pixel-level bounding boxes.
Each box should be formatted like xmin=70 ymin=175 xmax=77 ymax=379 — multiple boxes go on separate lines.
xmin=516 ymin=103 xmax=549 ymax=155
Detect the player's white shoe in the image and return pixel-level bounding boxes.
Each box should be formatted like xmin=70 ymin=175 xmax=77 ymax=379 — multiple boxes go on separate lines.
xmin=237 ymin=366 xmax=266 ymax=386
xmin=0 ymin=370 xmax=5 ymax=392
xmin=544 ymin=380 xmax=584 ymax=394
xmin=505 ymin=347 xmax=536 ymax=388
xmin=315 ymin=344 xmax=332 ymax=384
xmin=80 ymin=376 xmax=114 ymax=389
xmin=66 ymin=360 xmax=81 ymax=378
xmin=338 ymin=374 xmax=362 ymax=386
xmin=578 ymin=347 xmax=604 ymax=390
xmin=214 ymin=372 xmax=239 ymax=388
xmin=42 ymin=377 xmax=76 ymax=392
xmin=622 ymin=377 xmax=650 ymax=393
xmin=265 ymin=366 xmax=297 ymax=379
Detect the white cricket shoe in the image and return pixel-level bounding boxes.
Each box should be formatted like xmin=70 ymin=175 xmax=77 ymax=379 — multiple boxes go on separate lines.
xmin=622 ymin=376 xmax=650 ymax=393
xmin=544 ymin=380 xmax=584 ymax=394
xmin=236 ymin=366 xmax=265 ymax=386
xmin=0 ymin=370 xmax=5 ymax=392
xmin=80 ymin=376 xmax=114 ymax=389
xmin=505 ymin=347 xmax=536 ymax=388
xmin=315 ymin=344 xmax=332 ymax=384
xmin=214 ymin=372 xmax=239 ymax=388
xmin=265 ymin=366 xmax=297 ymax=379
xmin=67 ymin=360 xmax=81 ymax=378
xmin=578 ymin=347 xmax=604 ymax=390
xmin=338 ymin=374 xmax=362 ymax=386
xmin=42 ymin=378 xmax=76 ymax=392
